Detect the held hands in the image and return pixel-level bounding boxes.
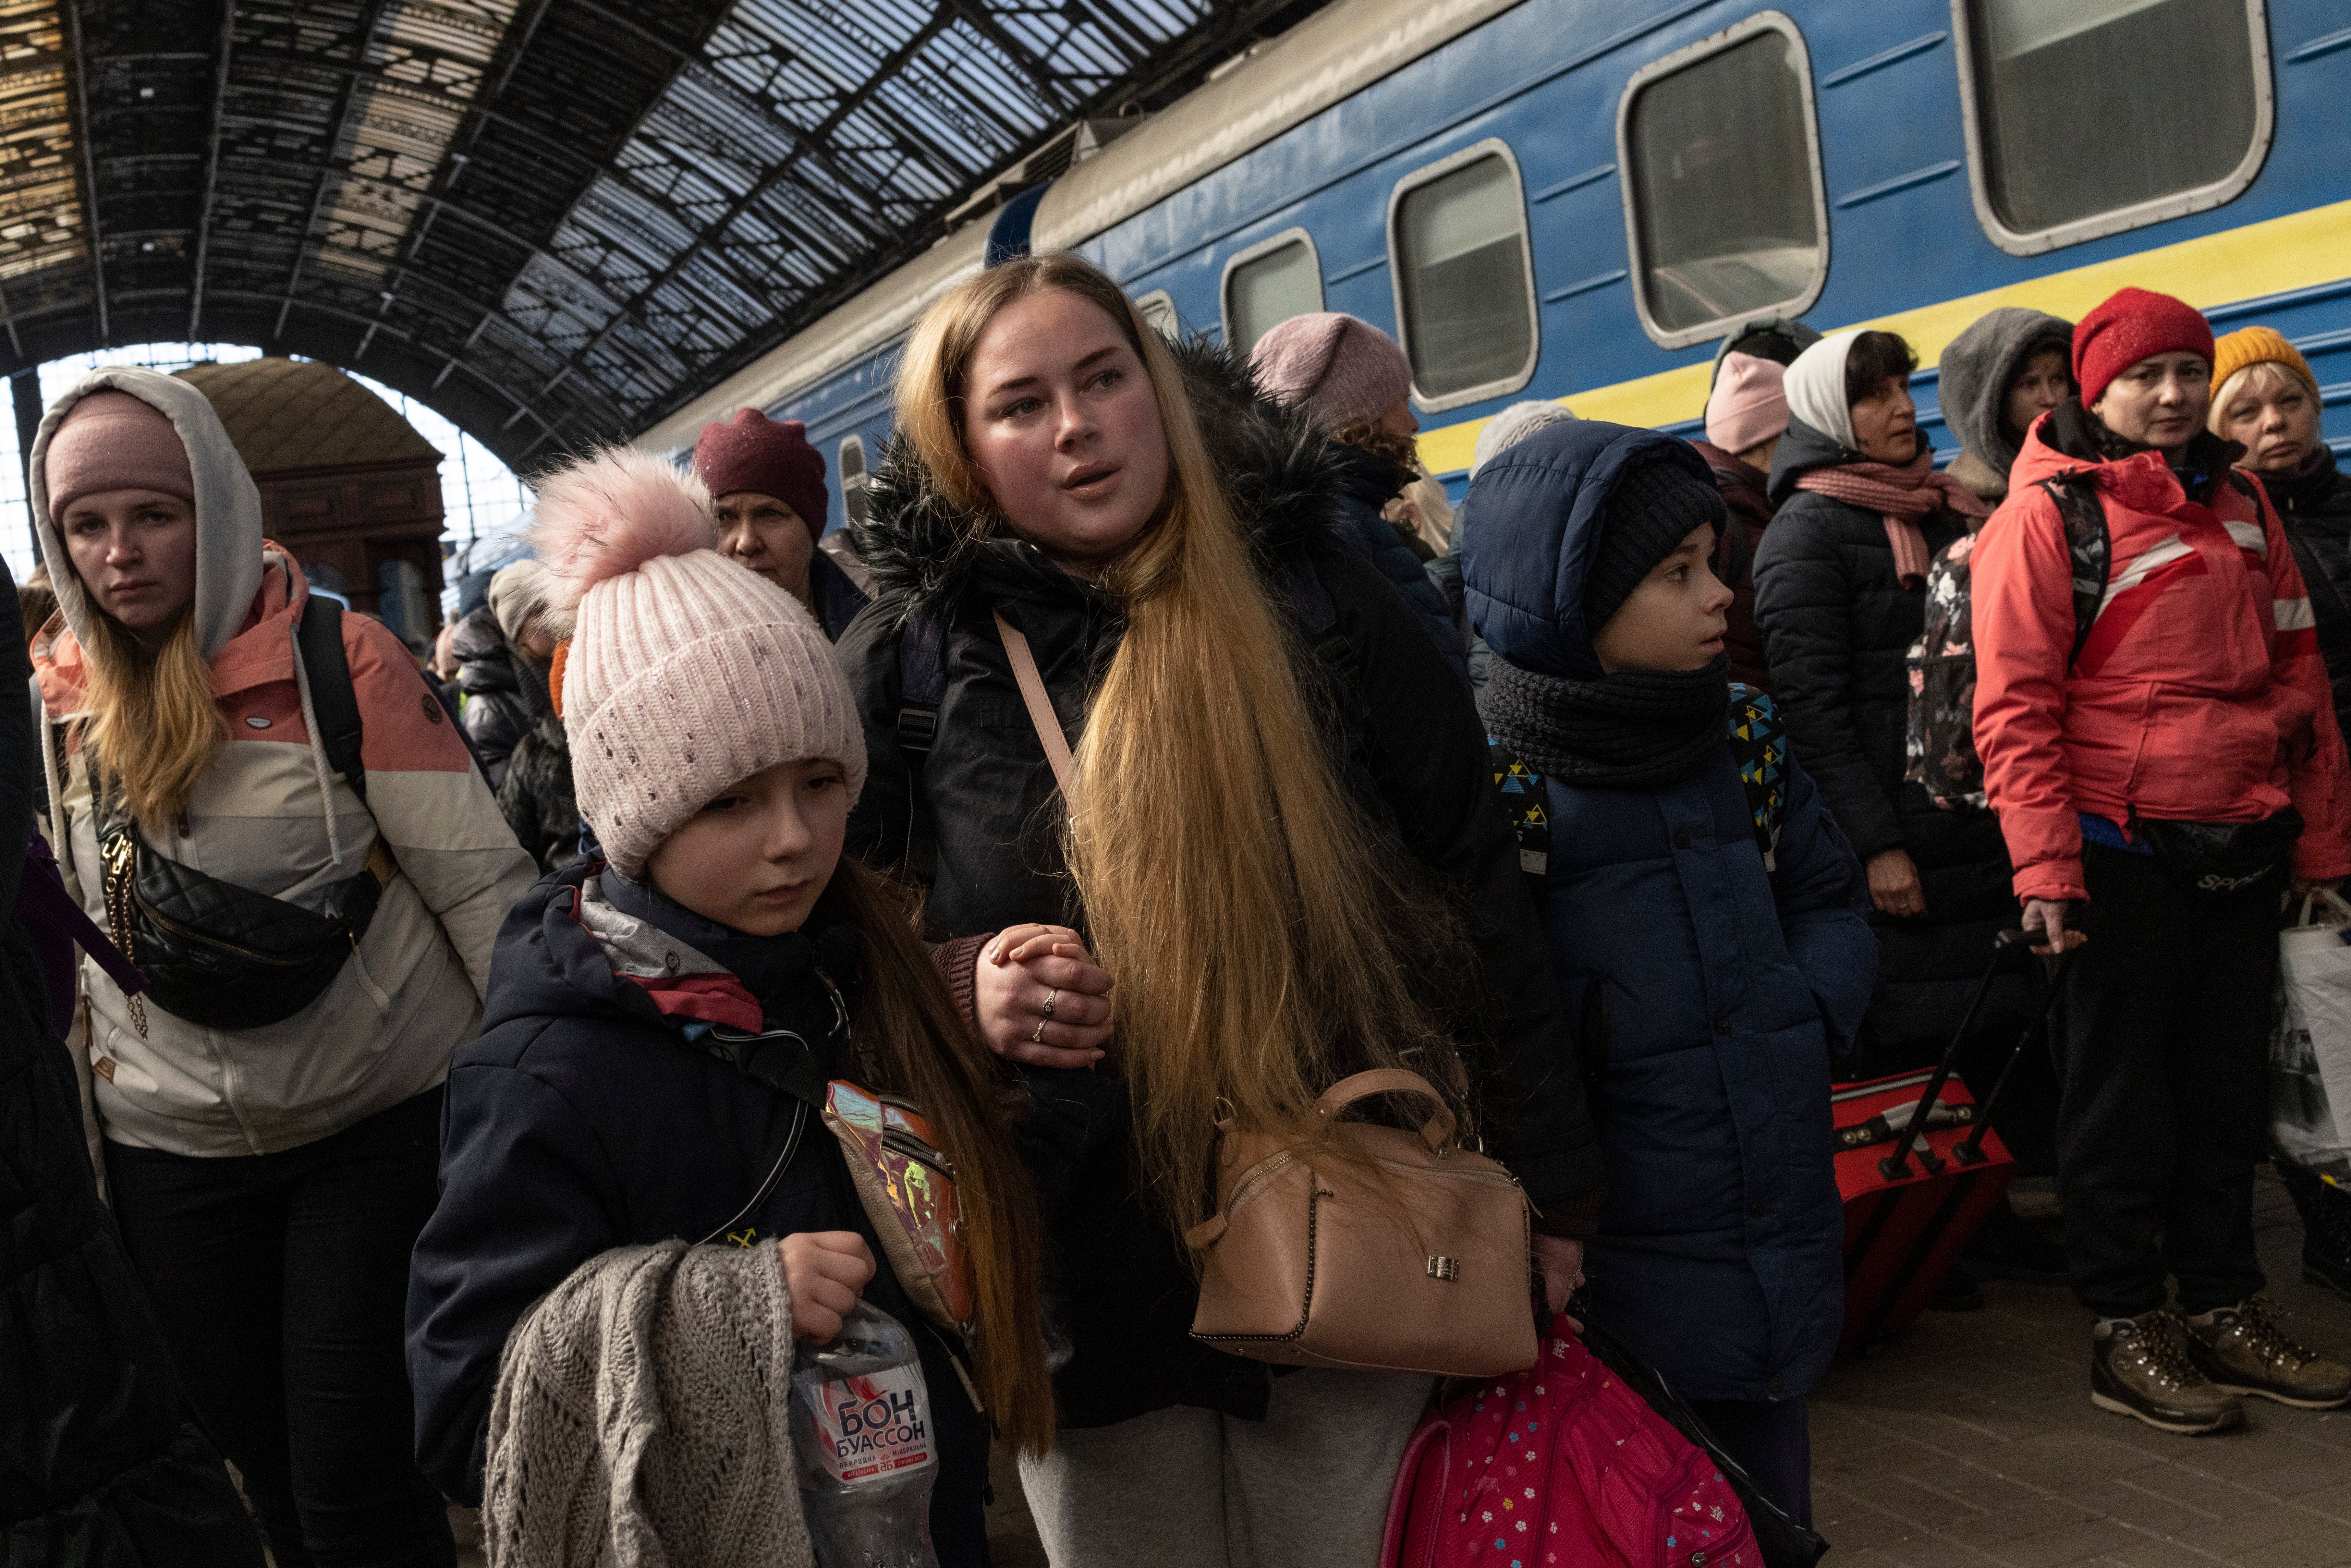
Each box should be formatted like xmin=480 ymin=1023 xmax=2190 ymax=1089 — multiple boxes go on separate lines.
xmin=778 ymin=1232 xmax=876 ymax=1343
xmin=1533 ymin=1235 xmax=1585 ymax=1332
xmin=975 ymin=924 xmax=1115 ymax=1068
xmin=1865 ymin=847 xmax=1928 ymax=920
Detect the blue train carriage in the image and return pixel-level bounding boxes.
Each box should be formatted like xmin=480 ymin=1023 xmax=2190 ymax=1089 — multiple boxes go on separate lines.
xmin=639 ymin=0 xmax=2351 ymax=524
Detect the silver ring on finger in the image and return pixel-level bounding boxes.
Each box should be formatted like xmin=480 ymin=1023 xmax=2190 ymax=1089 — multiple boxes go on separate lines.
xmin=1030 ymin=1017 xmax=1049 ymax=1044
xmin=1041 ymin=987 xmax=1059 ymax=1021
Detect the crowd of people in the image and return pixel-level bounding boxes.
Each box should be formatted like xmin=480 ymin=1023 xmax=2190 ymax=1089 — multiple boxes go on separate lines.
xmin=7 ymin=255 xmax=2351 ymax=1567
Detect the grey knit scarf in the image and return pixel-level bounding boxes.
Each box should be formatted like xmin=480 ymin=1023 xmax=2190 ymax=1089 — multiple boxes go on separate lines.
xmin=1481 ymin=655 xmax=1729 ymax=787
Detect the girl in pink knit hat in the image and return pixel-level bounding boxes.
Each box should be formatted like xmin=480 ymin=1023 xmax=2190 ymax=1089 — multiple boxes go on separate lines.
xmin=407 ymin=447 xmax=1054 ymax=1563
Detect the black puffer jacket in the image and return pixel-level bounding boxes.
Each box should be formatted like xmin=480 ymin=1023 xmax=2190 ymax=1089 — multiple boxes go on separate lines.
xmin=405 ymin=867 xmax=992 ymax=1562
xmin=1754 ymin=418 xmax=1987 ymax=1063
xmin=451 ymin=606 xmax=530 ymax=787
xmin=2258 ymin=446 xmax=2351 ymax=753
xmin=837 ymin=338 xmax=1600 ymax=1429
xmin=1327 ymin=440 xmax=1470 ymax=685
xmin=1755 ymin=418 xmax=1966 ymax=859
xmin=496 ymin=710 xmax=577 ymax=874
xmin=0 ymin=565 xmax=266 ymax=1568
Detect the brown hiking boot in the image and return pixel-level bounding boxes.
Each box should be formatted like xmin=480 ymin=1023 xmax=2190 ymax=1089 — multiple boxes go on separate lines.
xmin=2090 ymin=1311 xmax=2244 ymax=1434
xmin=2183 ymin=1296 xmax=2351 ymax=1409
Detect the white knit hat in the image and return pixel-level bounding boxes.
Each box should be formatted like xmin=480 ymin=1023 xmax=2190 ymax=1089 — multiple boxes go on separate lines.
xmin=1470 ymin=400 xmax=1577 ymax=477
xmin=531 ymin=447 xmax=867 ymax=879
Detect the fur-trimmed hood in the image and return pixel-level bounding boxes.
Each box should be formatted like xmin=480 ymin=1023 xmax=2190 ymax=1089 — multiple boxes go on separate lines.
xmin=847 ymin=334 xmax=1346 ymax=625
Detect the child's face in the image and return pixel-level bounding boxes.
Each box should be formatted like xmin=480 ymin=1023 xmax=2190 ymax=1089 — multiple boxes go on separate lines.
xmin=642 ymin=757 xmax=850 ymax=937
xmin=1590 ymin=525 xmax=1732 ymax=675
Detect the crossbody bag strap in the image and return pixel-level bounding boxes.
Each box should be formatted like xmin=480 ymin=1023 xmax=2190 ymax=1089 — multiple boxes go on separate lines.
xmin=993 ymin=612 xmax=1082 ymax=817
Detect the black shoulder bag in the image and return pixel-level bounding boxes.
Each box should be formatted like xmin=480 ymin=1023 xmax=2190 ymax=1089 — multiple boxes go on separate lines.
xmin=96 ymin=594 xmax=396 ymax=1033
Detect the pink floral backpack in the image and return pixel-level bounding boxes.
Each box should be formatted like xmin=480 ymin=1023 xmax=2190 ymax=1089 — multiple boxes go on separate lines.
xmin=1382 ymin=1317 xmax=1760 ymax=1568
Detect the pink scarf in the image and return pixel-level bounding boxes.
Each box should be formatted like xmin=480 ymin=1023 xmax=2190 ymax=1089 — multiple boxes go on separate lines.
xmin=1794 ymin=447 xmax=1992 ymax=588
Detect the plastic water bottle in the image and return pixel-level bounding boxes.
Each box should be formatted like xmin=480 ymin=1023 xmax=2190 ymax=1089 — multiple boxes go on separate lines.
xmin=790 ymin=1301 xmax=941 ymax=1567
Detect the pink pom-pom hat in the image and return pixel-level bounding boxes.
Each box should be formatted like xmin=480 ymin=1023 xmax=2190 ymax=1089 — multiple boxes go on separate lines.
xmin=529 ymin=446 xmax=866 ymax=879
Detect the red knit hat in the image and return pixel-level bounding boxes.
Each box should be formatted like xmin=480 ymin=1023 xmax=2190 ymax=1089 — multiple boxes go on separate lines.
xmin=2073 ymin=287 xmax=2214 ymax=411
xmin=691 ymin=410 xmax=828 ymax=541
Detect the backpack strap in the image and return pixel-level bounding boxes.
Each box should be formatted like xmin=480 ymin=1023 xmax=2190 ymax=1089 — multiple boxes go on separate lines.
xmin=296 ymin=592 xmax=366 ymax=805
xmin=2036 ymin=473 xmax=2112 ymax=671
xmin=1726 ymin=683 xmax=1785 ymax=872
xmin=894 ymin=613 xmax=948 ymax=881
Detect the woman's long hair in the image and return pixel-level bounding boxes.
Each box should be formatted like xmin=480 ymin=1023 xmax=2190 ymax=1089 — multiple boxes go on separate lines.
xmin=77 ymin=607 xmax=224 ymax=829
xmin=832 ymin=856 xmax=1056 ymax=1454
xmin=894 ymin=252 xmax=1467 ymax=1245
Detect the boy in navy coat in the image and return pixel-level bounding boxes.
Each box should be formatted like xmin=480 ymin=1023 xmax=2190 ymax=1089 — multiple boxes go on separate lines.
xmin=1465 ymin=419 xmax=1878 ymax=1525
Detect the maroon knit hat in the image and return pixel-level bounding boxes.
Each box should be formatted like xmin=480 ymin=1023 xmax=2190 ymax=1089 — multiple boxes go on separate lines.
xmin=691 ymin=409 xmax=828 ymax=541
xmin=2073 ymin=287 xmax=2215 ymax=411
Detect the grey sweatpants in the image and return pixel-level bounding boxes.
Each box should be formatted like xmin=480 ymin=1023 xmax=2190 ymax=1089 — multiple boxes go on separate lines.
xmin=1016 ymin=1368 xmax=1433 ymax=1568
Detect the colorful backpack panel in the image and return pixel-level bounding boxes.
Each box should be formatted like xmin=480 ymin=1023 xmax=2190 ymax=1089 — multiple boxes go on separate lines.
xmin=1382 ymin=1317 xmax=1760 ymax=1568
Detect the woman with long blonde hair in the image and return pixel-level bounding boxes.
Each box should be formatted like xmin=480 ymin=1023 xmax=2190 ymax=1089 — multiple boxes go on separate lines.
xmin=835 ymin=252 xmax=1604 ymax=1565
xmin=31 ymin=368 xmax=536 ymax=1565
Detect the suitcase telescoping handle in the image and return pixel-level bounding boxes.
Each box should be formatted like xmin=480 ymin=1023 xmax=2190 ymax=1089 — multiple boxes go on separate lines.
xmin=1880 ymin=929 xmax=2077 ymax=1181
xmin=1950 ymin=942 xmax=2079 ymax=1168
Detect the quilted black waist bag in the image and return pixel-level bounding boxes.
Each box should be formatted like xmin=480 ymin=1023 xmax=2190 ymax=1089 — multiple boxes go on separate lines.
xmin=97 ymin=800 xmax=396 ymax=1033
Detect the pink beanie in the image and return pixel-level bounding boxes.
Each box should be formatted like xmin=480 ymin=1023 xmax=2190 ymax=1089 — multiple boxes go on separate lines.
xmin=1248 ymin=312 xmax=1415 ymax=430
xmin=532 ymin=447 xmax=867 ymax=879
xmin=1705 ymin=353 xmax=1789 ymax=455
xmin=45 ymin=390 xmax=195 ymax=513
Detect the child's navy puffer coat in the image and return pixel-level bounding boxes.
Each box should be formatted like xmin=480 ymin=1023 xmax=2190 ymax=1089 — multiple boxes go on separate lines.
xmin=1464 ymin=419 xmax=1880 ymax=1405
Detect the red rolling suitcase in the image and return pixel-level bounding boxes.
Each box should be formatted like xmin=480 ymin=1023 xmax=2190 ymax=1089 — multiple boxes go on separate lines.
xmin=1834 ymin=932 xmax=2075 ymax=1350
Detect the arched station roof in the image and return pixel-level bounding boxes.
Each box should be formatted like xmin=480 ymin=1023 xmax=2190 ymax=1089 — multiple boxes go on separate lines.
xmin=0 ymin=0 xmax=1319 ymax=470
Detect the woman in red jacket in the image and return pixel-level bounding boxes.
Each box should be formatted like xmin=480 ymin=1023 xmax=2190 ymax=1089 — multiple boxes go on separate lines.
xmin=1971 ymin=287 xmax=2351 ymax=1435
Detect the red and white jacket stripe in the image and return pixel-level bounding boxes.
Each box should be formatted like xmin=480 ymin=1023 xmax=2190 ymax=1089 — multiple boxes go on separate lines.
xmin=1971 ymin=417 xmax=2351 ymax=904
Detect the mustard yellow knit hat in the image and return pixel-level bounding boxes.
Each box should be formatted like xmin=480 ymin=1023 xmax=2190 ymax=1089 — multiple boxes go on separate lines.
xmin=2211 ymin=326 xmax=2317 ymax=403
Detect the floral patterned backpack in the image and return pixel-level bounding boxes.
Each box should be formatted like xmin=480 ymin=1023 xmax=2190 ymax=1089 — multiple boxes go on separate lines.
xmin=1381 ymin=1317 xmax=1760 ymax=1568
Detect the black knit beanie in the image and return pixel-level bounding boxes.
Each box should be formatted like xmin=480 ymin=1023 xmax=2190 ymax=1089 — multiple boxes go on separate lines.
xmin=1582 ymin=456 xmax=1727 ymax=634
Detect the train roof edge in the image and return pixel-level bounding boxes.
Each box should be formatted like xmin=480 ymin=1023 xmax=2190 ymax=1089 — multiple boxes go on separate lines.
xmin=633 ymin=0 xmax=1504 ymax=453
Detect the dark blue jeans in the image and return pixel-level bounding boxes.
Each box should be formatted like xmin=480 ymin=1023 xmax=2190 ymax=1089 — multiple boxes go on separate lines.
xmin=105 ymin=1089 xmax=455 ymax=1568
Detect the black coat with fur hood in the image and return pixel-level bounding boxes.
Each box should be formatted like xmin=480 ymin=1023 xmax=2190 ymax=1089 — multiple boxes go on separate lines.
xmin=837 ymin=337 xmax=1601 ymax=1429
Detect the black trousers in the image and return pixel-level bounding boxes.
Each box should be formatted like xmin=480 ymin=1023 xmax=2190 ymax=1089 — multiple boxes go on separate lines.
xmin=2052 ymin=845 xmax=2275 ymax=1318
xmin=105 ymin=1088 xmax=455 ymax=1568
xmin=1687 ymin=1397 xmax=1811 ymax=1528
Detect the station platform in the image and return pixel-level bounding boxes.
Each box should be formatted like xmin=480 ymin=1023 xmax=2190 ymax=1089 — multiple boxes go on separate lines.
xmin=457 ymin=1168 xmax=2351 ymax=1568
xmin=1811 ymin=1169 xmax=2351 ymax=1568
xmin=982 ymin=1169 xmax=2351 ymax=1568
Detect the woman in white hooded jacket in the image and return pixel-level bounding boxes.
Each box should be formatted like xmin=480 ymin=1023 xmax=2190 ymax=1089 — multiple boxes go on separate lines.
xmin=30 ymin=368 xmax=535 ymax=1567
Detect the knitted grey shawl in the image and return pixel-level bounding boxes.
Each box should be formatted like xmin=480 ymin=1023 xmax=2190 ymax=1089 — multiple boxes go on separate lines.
xmin=483 ymin=1241 xmax=815 ymax=1568
xmin=1937 ymin=307 xmax=2075 ymax=494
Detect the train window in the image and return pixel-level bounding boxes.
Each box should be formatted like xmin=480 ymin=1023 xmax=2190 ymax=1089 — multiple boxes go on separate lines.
xmin=1221 ymin=229 xmax=1322 ymax=355
xmin=1135 ymin=290 xmax=1180 ymax=340
xmin=838 ymin=435 xmax=869 ymax=527
xmin=1618 ymin=14 xmax=1827 ymax=349
xmin=1956 ymin=0 xmax=2272 ymax=254
xmin=1387 ymin=140 xmax=1539 ymax=410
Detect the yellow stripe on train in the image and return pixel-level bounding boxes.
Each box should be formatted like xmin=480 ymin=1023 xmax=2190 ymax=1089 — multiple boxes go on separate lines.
xmin=1418 ymin=198 xmax=2351 ymax=478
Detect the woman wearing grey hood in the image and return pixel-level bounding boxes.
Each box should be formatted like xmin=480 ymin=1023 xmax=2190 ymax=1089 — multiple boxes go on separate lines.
xmin=31 ymin=368 xmax=535 ymax=1566
xmin=1938 ymin=308 xmax=2074 ymax=503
